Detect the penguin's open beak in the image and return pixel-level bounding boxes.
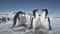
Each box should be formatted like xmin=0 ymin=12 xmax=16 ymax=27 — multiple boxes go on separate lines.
xmin=41 ymin=9 xmax=48 ymax=12
xmin=41 ymin=9 xmax=44 ymax=11
xmin=33 ymin=9 xmax=38 ymax=12
xmin=36 ymin=9 xmax=38 ymax=11
xmin=35 ymin=9 xmax=38 ymax=12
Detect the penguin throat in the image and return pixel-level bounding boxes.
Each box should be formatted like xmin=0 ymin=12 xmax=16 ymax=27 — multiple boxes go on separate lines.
xmin=34 ymin=12 xmax=38 ymax=18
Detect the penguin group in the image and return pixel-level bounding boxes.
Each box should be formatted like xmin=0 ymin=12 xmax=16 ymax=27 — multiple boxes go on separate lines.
xmin=11 ymin=9 xmax=52 ymax=31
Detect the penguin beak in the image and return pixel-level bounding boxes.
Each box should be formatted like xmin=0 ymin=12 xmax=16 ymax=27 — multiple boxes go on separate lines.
xmin=41 ymin=9 xmax=48 ymax=12
xmin=35 ymin=9 xmax=38 ymax=12
xmin=36 ymin=9 xmax=38 ymax=11
xmin=41 ymin=9 xmax=44 ymax=12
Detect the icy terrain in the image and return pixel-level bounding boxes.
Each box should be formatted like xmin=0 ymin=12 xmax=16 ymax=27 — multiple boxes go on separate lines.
xmin=0 ymin=17 xmax=60 ymax=34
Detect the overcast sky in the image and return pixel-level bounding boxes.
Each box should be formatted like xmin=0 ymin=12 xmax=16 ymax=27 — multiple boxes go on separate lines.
xmin=0 ymin=0 xmax=60 ymax=16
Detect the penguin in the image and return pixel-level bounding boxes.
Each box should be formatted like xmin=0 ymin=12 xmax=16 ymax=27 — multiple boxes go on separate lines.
xmin=11 ymin=11 xmax=22 ymax=28
xmin=40 ymin=9 xmax=52 ymax=31
xmin=32 ymin=9 xmax=39 ymax=31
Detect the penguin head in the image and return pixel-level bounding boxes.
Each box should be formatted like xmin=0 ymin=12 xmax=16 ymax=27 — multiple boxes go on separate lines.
xmin=16 ymin=11 xmax=22 ymax=16
xmin=41 ymin=9 xmax=48 ymax=12
xmin=33 ymin=9 xmax=38 ymax=13
xmin=33 ymin=9 xmax=38 ymax=18
xmin=21 ymin=12 xmax=25 ymax=16
xmin=41 ymin=9 xmax=48 ymax=18
xmin=18 ymin=11 xmax=22 ymax=14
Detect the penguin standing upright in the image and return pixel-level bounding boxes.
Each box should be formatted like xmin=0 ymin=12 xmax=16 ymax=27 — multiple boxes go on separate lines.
xmin=40 ymin=9 xmax=52 ymax=30
xmin=11 ymin=11 xmax=22 ymax=28
xmin=32 ymin=9 xmax=39 ymax=31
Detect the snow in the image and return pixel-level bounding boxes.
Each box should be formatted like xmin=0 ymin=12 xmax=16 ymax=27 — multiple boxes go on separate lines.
xmin=0 ymin=17 xmax=60 ymax=34
xmin=0 ymin=21 xmax=54 ymax=34
xmin=0 ymin=12 xmax=60 ymax=34
xmin=0 ymin=21 xmax=48 ymax=34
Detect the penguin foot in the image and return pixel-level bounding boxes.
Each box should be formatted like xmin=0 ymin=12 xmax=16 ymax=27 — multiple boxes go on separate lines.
xmin=48 ymin=26 xmax=52 ymax=31
xmin=49 ymin=26 xmax=52 ymax=30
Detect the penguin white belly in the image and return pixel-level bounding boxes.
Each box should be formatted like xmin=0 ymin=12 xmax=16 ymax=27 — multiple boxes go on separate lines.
xmin=40 ymin=11 xmax=49 ymax=30
xmin=41 ymin=18 xmax=49 ymax=30
xmin=18 ymin=14 xmax=22 ymax=25
xmin=21 ymin=16 xmax=26 ymax=25
xmin=44 ymin=18 xmax=49 ymax=30
xmin=33 ymin=18 xmax=37 ymax=30
xmin=33 ymin=17 xmax=39 ymax=30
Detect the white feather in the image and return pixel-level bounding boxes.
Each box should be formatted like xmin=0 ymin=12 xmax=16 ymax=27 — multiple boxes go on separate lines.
xmin=40 ymin=11 xmax=49 ymax=30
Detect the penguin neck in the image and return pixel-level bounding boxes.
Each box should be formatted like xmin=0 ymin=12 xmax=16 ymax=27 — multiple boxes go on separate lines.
xmin=34 ymin=12 xmax=38 ymax=18
xmin=44 ymin=11 xmax=48 ymax=18
xmin=43 ymin=11 xmax=46 ymax=15
xmin=41 ymin=11 xmax=46 ymax=18
xmin=22 ymin=14 xmax=25 ymax=16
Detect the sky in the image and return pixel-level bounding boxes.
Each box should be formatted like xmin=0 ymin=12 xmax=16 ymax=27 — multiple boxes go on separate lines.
xmin=0 ymin=0 xmax=60 ymax=16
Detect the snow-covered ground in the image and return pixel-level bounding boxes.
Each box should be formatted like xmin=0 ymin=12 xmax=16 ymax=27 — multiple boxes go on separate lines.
xmin=50 ymin=17 xmax=60 ymax=34
xmin=0 ymin=17 xmax=60 ymax=34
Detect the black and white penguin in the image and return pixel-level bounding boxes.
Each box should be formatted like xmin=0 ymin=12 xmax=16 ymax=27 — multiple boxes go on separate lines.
xmin=32 ymin=9 xmax=39 ymax=31
xmin=11 ymin=11 xmax=22 ymax=28
xmin=40 ymin=9 xmax=52 ymax=31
